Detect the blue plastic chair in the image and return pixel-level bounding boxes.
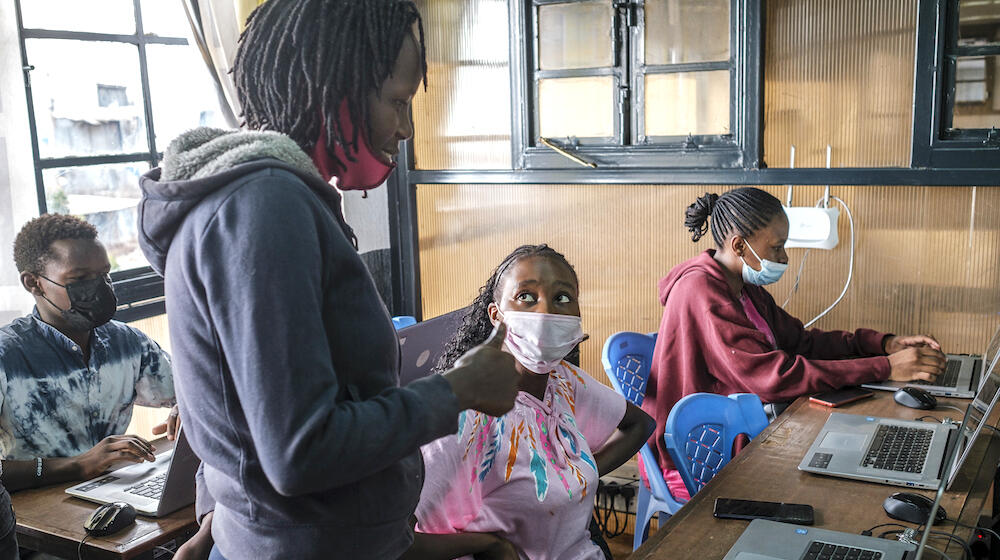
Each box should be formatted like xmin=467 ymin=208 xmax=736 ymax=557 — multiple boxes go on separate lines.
xmin=663 ymin=393 xmax=769 ymax=497
xmin=391 ymin=316 xmax=417 ymax=330
xmin=602 ymin=331 xmax=686 ymax=550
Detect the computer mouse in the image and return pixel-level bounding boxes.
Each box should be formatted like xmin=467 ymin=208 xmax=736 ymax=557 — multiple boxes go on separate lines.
xmin=893 ymin=386 xmax=937 ymax=410
xmin=882 ymin=492 xmax=947 ymax=525
xmin=84 ymin=502 xmax=136 ymax=536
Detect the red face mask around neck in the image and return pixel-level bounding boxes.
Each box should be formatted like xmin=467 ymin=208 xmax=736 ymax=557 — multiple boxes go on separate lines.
xmin=310 ymin=100 xmax=396 ymax=191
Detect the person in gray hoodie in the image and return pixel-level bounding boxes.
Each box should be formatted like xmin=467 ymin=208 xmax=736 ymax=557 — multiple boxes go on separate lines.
xmin=136 ymin=1 xmax=521 ymax=559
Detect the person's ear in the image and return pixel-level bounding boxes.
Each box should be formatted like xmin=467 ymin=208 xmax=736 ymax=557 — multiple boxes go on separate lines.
xmin=730 ymin=235 xmax=746 ymax=258
xmin=487 ymin=302 xmax=501 ymax=327
xmin=20 ymin=272 xmax=43 ymax=296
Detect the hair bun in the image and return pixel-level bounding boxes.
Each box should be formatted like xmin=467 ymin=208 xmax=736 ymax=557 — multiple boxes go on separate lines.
xmin=684 ymin=192 xmax=718 ymax=242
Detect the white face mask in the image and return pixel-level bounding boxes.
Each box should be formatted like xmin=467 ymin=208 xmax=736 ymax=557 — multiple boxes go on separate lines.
xmin=497 ymin=310 xmax=586 ymax=374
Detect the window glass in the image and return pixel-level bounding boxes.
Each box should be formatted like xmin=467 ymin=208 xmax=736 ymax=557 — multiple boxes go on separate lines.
xmin=146 ymin=45 xmax=229 ymax=148
xmin=140 ymin=0 xmax=191 ymax=38
xmin=538 ymin=76 xmax=615 ymax=138
xmin=25 ymin=39 xmax=148 ymax=158
xmin=959 ymin=0 xmax=1000 ymax=46
xmin=538 ymin=1 xmax=614 ymax=70
xmin=644 ymin=0 xmax=730 ymax=65
xmin=952 ymin=55 xmax=1000 ymax=129
xmin=645 ymin=70 xmax=730 ymax=136
xmin=42 ymin=163 xmax=150 ymax=271
xmin=20 ymin=0 xmax=136 ymax=34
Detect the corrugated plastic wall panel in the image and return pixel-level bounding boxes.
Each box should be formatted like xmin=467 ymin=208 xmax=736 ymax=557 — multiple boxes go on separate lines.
xmin=763 ymin=0 xmax=919 ymax=168
xmin=412 ymin=0 xmax=512 ymax=170
xmin=417 ymin=185 xmax=1000 ymax=386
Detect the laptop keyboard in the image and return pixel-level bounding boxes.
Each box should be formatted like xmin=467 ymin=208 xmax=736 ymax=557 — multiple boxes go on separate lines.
xmin=912 ymin=359 xmax=961 ymax=387
xmin=804 ymin=541 xmax=883 ymax=560
xmin=861 ymin=425 xmax=933 ymax=472
xmin=124 ymin=473 xmax=166 ymax=500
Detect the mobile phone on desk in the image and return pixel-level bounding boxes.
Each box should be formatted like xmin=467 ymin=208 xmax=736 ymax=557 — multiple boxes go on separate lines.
xmin=713 ymin=498 xmax=815 ymax=525
xmin=809 ymin=387 xmax=874 ymax=407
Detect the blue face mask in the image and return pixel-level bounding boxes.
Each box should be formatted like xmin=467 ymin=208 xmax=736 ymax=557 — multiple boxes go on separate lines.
xmin=741 ymin=241 xmax=788 ymax=286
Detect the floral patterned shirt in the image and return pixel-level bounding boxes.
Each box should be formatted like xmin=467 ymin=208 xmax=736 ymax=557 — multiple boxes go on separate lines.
xmin=416 ymin=362 xmax=627 ymax=560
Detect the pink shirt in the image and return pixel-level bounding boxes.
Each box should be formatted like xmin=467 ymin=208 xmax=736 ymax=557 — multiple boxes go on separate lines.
xmin=416 ymin=362 xmax=627 ymax=560
xmin=739 ymin=291 xmax=777 ymax=349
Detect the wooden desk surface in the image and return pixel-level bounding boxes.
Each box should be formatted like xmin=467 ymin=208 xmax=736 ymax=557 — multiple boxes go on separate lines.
xmin=632 ymin=391 xmax=985 ymax=560
xmin=12 ymin=438 xmax=198 ymax=560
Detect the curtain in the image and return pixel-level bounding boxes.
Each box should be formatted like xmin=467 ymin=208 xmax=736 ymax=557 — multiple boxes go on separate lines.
xmin=181 ymin=0 xmax=268 ymax=128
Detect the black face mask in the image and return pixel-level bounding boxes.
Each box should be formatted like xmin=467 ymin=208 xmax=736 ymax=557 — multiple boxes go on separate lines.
xmin=38 ymin=274 xmax=117 ymax=331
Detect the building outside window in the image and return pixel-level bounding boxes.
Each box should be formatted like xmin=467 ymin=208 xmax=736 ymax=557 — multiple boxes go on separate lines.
xmin=16 ymin=0 xmax=227 ymax=305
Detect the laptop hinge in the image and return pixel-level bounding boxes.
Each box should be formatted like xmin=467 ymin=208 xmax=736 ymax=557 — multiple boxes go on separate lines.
xmin=936 ymin=425 xmax=961 ymax=481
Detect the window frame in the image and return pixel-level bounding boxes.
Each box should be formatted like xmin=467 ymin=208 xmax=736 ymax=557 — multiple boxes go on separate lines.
xmin=912 ymin=0 xmax=1000 ymax=168
xmin=509 ymin=0 xmax=763 ymax=170
xmin=14 ymin=0 xmax=190 ymax=320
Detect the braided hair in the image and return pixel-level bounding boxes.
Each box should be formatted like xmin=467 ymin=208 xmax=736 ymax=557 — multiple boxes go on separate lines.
xmin=233 ymin=0 xmax=427 ymax=168
xmin=435 ymin=244 xmax=579 ymax=373
xmin=684 ymin=187 xmax=785 ymax=247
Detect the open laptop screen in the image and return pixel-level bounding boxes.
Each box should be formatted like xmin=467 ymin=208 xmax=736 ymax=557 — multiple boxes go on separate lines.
xmin=981 ymin=325 xmax=1000 ymax=387
xmin=916 ymin=399 xmax=973 ymax=559
xmin=946 ymin=351 xmax=1000 ymax=488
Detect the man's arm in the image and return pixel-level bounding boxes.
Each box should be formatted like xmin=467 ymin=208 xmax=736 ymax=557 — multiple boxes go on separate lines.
xmin=132 ymin=328 xmax=175 ymax=408
xmin=1 ymin=435 xmax=156 ymax=492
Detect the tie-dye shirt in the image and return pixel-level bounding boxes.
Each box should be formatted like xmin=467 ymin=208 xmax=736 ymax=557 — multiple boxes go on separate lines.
xmin=0 ymin=309 xmax=175 ymax=460
xmin=416 ymin=362 xmax=626 ymax=560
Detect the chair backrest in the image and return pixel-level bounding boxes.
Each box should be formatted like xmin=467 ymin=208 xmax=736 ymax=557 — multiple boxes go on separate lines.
xmin=601 ymin=331 xmax=657 ymax=407
xmin=601 ymin=332 xmax=676 ymax=503
xmin=392 ymin=316 xmax=418 ymax=330
xmin=663 ymin=393 xmax=769 ymax=495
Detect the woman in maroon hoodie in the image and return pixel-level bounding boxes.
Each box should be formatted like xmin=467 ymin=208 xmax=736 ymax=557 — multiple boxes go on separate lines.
xmin=641 ymin=187 xmax=947 ymax=501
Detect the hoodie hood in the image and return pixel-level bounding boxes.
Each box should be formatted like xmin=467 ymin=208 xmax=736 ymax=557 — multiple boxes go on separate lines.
xmin=657 ymin=249 xmax=731 ymax=305
xmin=138 ymin=127 xmax=355 ymax=275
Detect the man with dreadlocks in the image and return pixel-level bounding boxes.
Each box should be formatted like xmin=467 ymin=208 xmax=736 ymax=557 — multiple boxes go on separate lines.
xmin=641 ymin=187 xmax=946 ymax=503
xmin=136 ymin=1 xmax=520 ymax=559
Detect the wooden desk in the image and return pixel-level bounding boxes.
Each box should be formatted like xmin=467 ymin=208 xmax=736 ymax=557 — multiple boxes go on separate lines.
xmin=632 ymin=390 xmax=993 ymax=560
xmin=12 ymin=439 xmax=198 ymax=559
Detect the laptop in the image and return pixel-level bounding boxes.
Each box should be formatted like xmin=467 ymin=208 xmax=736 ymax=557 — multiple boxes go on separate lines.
xmin=65 ymin=428 xmax=198 ymax=517
xmin=863 ymin=325 xmax=1000 ymax=398
xmin=725 ymin=381 xmax=969 ymax=560
xmin=798 ymin=351 xmax=1000 ymax=490
xmin=397 ymin=307 xmax=468 ymax=386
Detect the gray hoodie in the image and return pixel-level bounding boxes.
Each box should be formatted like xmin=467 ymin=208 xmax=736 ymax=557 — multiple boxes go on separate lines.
xmin=138 ymin=128 xmax=460 ymax=559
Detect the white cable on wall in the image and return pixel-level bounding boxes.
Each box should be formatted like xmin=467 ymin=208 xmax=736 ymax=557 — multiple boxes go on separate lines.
xmin=781 ymin=248 xmax=811 ymax=309
xmin=804 ymin=195 xmax=855 ymax=328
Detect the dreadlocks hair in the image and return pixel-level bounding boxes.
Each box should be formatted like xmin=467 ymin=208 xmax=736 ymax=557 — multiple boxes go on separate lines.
xmin=14 ymin=214 xmax=98 ymax=274
xmin=435 ymin=244 xmax=579 ymax=374
xmin=234 ymin=0 xmax=427 ymax=168
xmin=684 ymin=187 xmax=785 ymax=247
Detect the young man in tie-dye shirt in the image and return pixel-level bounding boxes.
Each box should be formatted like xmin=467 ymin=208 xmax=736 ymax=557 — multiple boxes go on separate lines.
xmin=0 ymin=214 xmax=176 ymax=496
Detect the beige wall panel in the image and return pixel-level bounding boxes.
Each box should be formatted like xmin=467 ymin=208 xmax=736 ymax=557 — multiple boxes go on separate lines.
xmin=419 ymin=186 xmax=1000 ymax=388
xmin=764 ymin=0 xmax=918 ymax=168
xmin=125 ymin=314 xmax=172 ymax=440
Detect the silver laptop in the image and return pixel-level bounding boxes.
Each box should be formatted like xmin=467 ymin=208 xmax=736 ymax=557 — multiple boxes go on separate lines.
xmin=799 ymin=352 xmax=1000 ymax=490
xmin=65 ymin=428 xmax=198 ymax=517
xmin=863 ymin=325 xmax=1000 ymax=398
xmin=726 ymin=385 xmax=967 ymax=560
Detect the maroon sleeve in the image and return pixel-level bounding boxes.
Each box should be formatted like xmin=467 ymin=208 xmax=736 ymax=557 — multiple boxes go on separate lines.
xmin=749 ymin=287 xmax=891 ymax=360
xmin=697 ymin=295 xmax=892 ymax=403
